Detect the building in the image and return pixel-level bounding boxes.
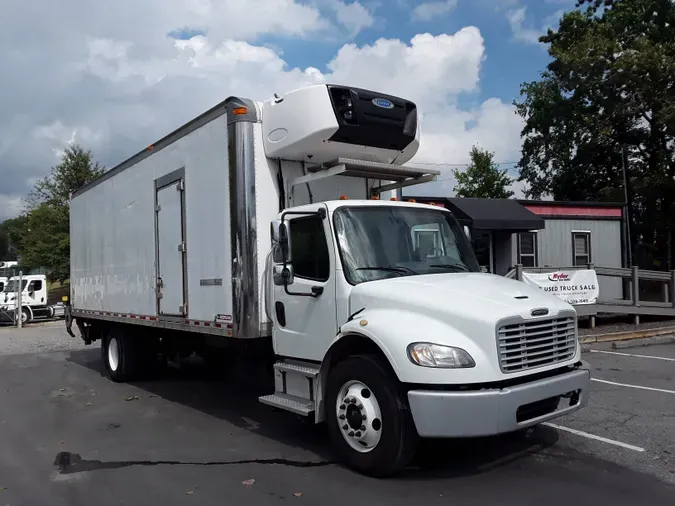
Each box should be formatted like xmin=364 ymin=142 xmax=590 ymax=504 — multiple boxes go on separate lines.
xmin=408 ymin=196 xmax=626 ymax=299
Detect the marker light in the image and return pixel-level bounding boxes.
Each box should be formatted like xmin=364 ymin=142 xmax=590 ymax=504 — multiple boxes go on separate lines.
xmin=233 ymin=107 xmax=248 ymax=115
xmin=339 ymin=195 xmax=349 ymax=200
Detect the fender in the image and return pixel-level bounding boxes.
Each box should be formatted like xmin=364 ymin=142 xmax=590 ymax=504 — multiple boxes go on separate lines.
xmin=314 ymin=308 xmax=496 ymax=422
xmin=22 ymin=305 xmax=34 ymax=322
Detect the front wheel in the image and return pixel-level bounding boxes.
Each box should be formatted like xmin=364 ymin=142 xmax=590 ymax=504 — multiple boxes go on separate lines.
xmin=325 ymin=354 xmax=419 ymax=477
xmin=17 ymin=307 xmax=30 ymax=325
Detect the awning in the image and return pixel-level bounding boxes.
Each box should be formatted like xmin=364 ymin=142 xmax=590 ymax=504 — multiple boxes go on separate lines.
xmin=406 ymin=197 xmax=546 ymax=231
xmin=447 ymin=198 xmax=545 ymax=230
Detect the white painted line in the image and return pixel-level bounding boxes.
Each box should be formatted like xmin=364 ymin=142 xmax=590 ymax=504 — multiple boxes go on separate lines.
xmin=592 ymin=378 xmax=675 ymax=395
xmin=543 ymin=422 xmax=646 ymax=452
xmin=590 ymin=349 xmax=675 ymax=362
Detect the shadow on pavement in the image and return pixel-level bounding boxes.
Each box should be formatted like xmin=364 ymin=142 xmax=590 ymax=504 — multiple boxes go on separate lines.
xmin=67 ymin=347 xmax=560 ymax=478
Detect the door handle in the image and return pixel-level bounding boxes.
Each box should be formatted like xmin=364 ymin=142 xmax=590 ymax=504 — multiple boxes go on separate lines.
xmin=311 ymin=286 xmax=324 ymax=297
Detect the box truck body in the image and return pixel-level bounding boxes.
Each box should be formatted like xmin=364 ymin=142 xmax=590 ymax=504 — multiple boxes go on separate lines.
xmin=67 ymin=84 xmax=591 ymax=477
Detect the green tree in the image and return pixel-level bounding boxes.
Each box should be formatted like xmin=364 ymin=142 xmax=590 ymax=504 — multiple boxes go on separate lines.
xmin=20 ymin=145 xmax=104 ymax=281
xmin=0 ymin=215 xmax=29 ymax=259
xmin=514 ymin=0 xmax=675 ymax=268
xmin=453 ymin=146 xmax=514 ymax=199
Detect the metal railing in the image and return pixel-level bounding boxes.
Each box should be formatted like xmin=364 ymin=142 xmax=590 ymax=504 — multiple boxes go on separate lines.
xmin=505 ymin=264 xmax=675 ymax=324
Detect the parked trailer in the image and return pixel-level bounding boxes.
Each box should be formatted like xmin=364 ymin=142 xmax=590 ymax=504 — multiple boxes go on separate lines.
xmin=66 ymin=84 xmax=591 ymax=476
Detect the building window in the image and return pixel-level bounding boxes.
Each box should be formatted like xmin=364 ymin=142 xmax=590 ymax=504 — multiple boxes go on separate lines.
xmin=517 ymin=232 xmax=538 ymax=267
xmin=572 ymin=231 xmax=592 ymax=266
xmin=289 ymin=215 xmax=330 ymax=281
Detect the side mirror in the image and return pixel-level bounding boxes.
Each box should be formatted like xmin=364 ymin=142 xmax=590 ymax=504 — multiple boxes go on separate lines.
xmin=273 ymin=264 xmax=294 ymax=286
xmin=270 ymin=219 xmax=292 ymax=263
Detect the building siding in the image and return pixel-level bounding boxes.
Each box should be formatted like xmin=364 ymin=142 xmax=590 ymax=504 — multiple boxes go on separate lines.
xmin=512 ymin=219 xmax=624 ymax=301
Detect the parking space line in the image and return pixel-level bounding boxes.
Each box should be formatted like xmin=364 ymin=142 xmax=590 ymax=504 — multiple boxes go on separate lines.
xmin=592 ymin=378 xmax=675 ymax=395
xmin=543 ymin=422 xmax=646 ymax=452
xmin=590 ymin=349 xmax=675 ymax=362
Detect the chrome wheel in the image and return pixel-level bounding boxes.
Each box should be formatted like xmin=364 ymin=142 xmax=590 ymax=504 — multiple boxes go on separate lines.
xmin=335 ymin=380 xmax=383 ymax=453
xmin=108 ymin=336 xmax=120 ymax=372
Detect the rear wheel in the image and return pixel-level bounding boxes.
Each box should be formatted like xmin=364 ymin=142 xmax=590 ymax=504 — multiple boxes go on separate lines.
xmin=101 ymin=326 xmax=153 ymax=382
xmin=325 ymin=354 xmax=419 ymax=477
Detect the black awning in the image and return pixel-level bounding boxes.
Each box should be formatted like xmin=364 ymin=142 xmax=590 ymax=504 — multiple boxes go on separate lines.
xmin=446 ymin=198 xmax=545 ymax=230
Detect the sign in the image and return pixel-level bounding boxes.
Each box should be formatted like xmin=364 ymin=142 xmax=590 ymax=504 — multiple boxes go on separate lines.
xmin=521 ymin=269 xmax=599 ymax=305
xmin=215 ymin=313 xmax=232 ymax=323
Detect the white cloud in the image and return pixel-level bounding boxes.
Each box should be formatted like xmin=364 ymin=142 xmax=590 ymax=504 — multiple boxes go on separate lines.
xmin=0 ymin=0 xmax=525 ymax=221
xmin=505 ymin=3 xmax=568 ymax=45
xmin=328 ymin=1 xmax=375 ymax=36
xmin=507 ymin=7 xmax=543 ymax=44
xmin=411 ymin=0 xmax=458 ymax=22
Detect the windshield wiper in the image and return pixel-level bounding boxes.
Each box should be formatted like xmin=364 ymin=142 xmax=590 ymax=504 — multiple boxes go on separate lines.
xmin=356 ymin=265 xmax=419 ymax=276
xmin=429 ymin=263 xmax=470 ymax=272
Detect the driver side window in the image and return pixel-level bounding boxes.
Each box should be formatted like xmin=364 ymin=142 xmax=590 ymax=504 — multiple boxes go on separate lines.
xmin=290 ymin=215 xmax=330 ymax=282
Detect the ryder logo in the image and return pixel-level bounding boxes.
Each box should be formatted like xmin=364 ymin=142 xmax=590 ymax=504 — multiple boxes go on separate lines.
xmin=548 ymin=272 xmax=570 ymax=282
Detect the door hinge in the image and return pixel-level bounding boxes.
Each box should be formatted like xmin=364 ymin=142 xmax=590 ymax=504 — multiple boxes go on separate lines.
xmin=178 ymin=242 xmax=186 ymax=252
xmin=176 ymin=180 xmax=185 ymax=191
xmin=179 ymin=303 xmax=187 ymax=315
xmin=155 ymin=204 xmax=161 ymax=212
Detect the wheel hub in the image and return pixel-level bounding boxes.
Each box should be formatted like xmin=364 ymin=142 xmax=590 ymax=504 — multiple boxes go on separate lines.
xmin=336 ymin=381 xmax=382 ymax=453
xmin=108 ymin=337 xmax=120 ymax=372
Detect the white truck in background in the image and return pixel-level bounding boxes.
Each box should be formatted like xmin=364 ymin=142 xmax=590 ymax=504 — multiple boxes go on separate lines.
xmin=0 ymin=273 xmax=66 ymax=324
xmin=65 ymin=83 xmax=591 ymax=476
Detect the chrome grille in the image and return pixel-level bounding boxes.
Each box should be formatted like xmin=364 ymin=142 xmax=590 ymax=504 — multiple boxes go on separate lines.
xmin=497 ymin=316 xmax=576 ymax=373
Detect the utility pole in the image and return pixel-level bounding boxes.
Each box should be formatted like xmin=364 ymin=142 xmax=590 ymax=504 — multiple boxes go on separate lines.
xmin=621 ymin=145 xmax=633 ymax=266
xmin=16 ymin=269 xmax=22 ymax=328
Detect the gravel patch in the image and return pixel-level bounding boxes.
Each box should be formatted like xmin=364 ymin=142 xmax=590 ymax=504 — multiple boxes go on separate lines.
xmin=0 ymin=320 xmax=90 ymax=355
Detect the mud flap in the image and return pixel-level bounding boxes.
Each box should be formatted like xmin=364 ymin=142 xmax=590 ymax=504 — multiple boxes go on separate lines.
xmin=64 ymin=304 xmax=75 ymax=338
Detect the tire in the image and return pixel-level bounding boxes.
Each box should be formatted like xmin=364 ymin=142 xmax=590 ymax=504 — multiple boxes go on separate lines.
xmin=17 ymin=307 xmax=30 ymax=325
xmin=101 ymin=326 xmax=144 ymax=382
xmin=325 ymin=354 xmax=419 ymax=477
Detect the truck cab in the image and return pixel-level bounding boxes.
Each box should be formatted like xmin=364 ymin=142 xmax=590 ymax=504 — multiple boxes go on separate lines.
xmin=262 ymin=198 xmax=590 ymax=476
xmin=0 ymin=274 xmax=59 ymax=324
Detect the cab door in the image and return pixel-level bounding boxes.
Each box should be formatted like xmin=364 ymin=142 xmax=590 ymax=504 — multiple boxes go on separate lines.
xmin=272 ymin=204 xmax=338 ymax=361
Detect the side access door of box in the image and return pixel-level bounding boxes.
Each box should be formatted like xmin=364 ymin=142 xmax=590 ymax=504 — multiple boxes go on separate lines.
xmin=155 ymin=169 xmax=188 ymax=317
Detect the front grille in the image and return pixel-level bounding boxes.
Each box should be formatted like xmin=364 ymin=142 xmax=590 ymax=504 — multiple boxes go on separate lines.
xmin=497 ymin=316 xmax=577 ymax=373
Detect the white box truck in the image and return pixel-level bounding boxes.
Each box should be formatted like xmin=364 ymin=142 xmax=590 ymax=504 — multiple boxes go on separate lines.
xmin=66 ymin=84 xmax=591 ymax=476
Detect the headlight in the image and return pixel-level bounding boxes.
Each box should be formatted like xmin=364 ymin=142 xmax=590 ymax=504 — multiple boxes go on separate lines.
xmin=407 ymin=342 xmax=475 ymax=368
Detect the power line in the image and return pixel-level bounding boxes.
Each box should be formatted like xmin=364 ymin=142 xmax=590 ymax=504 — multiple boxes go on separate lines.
xmin=410 ymin=160 xmax=520 ymax=167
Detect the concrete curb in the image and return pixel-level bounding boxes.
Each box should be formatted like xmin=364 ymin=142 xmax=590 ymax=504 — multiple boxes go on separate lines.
xmin=580 ymin=326 xmax=675 ymax=348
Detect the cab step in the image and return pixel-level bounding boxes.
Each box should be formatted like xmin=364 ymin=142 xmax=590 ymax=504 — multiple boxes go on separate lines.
xmin=273 ymin=360 xmax=320 ymax=378
xmin=259 ymin=393 xmax=315 ymax=416
xmin=259 ymin=359 xmax=321 ymax=419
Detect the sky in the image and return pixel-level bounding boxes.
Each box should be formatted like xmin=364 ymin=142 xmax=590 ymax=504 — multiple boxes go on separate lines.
xmin=0 ymin=0 xmax=578 ymax=222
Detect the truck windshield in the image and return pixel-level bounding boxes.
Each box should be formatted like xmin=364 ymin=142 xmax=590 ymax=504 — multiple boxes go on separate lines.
xmin=333 ymin=205 xmax=480 ymax=285
xmin=3 ymin=280 xmax=27 ymax=293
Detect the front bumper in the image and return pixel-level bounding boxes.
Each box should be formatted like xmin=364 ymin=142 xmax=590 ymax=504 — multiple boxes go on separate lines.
xmin=407 ymin=361 xmax=591 ymax=438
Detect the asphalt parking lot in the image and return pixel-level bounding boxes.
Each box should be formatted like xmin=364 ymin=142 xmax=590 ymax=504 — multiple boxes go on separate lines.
xmin=1 ymin=322 xmax=674 ymax=505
